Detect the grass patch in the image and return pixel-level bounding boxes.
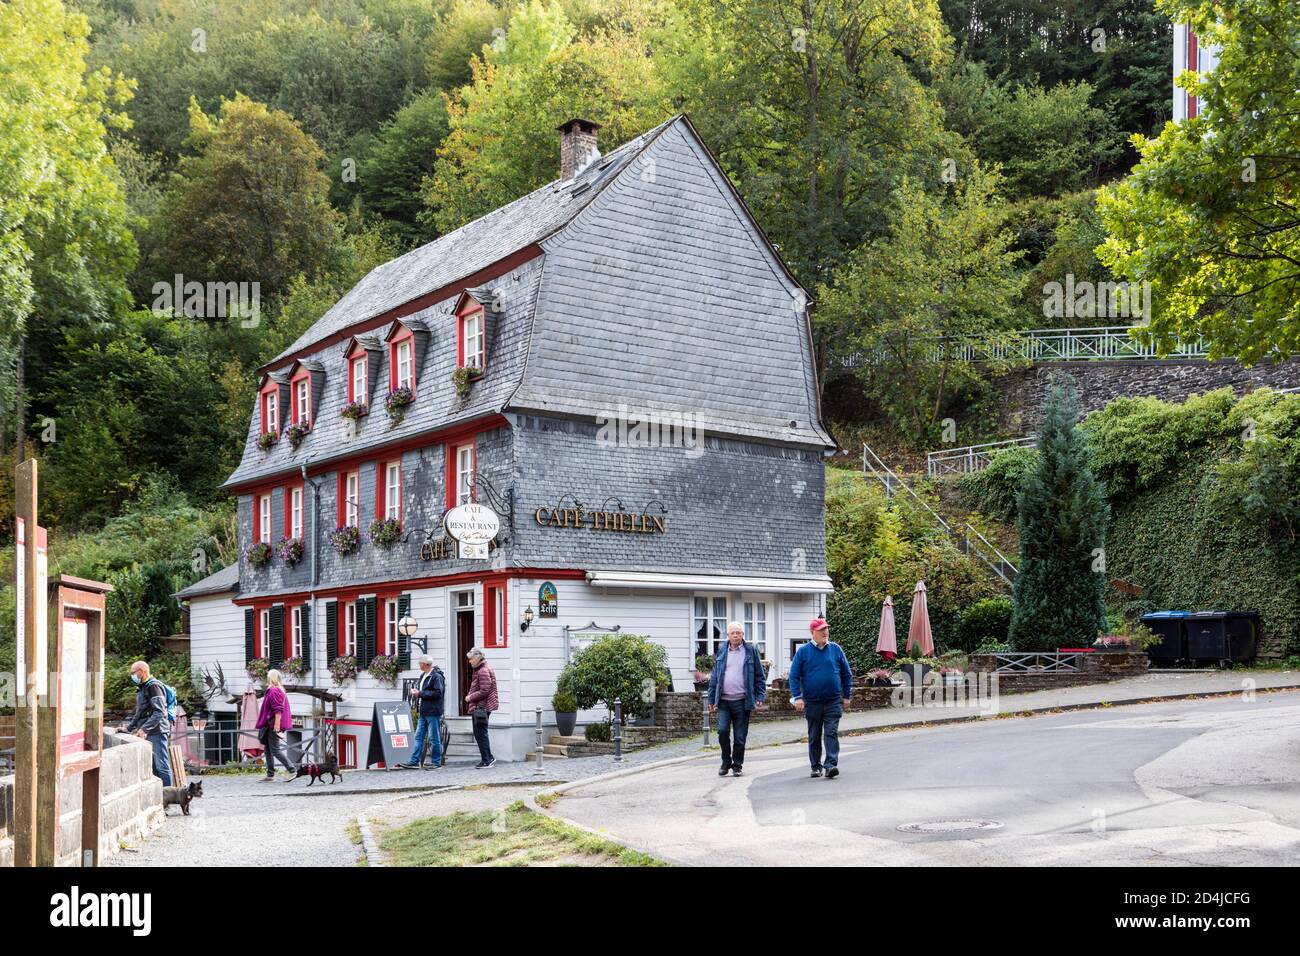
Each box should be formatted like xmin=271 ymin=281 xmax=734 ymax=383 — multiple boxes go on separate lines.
xmin=379 ymin=801 xmax=664 ymax=867
xmin=344 ymin=820 xmax=362 ymax=845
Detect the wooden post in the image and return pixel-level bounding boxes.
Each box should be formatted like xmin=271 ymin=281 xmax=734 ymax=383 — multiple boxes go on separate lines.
xmin=13 ymin=459 xmax=38 ymax=866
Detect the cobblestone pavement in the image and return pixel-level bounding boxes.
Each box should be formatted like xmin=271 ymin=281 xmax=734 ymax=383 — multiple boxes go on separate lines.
xmin=107 ymin=670 xmax=1299 ymax=866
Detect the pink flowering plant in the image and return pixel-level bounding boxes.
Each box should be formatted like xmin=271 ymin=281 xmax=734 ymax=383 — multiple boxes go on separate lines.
xmin=284 ymin=420 xmax=311 ymax=450
xmin=340 ymin=399 xmax=368 ymax=421
xmin=329 ymin=655 xmax=358 ymax=684
xmin=246 ymin=657 xmax=270 ymax=683
xmin=281 ymin=656 xmax=309 ymax=679
xmin=257 ymin=430 xmax=279 ymax=451
xmin=245 ymin=541 xmax=272 ymax=568
xmin=385 ymin=386 xmax=414 ymax=425
xmin=368 ymin=654 xmax=399 ymax=686
xmin=330 ymin=524 xmax=360 ymax=555
xmin=369 ymin=517 xmax=403 ymax=549
xmin=277 ymin=537 xmax=304 ymax=567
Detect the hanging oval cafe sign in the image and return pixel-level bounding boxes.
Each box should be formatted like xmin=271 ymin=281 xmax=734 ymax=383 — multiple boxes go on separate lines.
xmin=443 ymin=503 xmax=502 ymax=545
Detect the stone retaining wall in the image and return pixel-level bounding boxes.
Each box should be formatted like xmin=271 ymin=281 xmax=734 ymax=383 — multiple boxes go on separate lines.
xmin=0 ymin=731 xmax=165 ymax=867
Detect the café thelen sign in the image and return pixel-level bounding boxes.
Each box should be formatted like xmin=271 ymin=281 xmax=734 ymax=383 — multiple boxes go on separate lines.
xmin=443 ymin=502 xmax=500 ymax=559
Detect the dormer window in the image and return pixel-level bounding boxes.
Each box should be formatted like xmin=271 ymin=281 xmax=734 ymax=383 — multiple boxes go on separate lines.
xmin=293 ymin=378 xmax=310 ymax=426
xmin=396 ymin=340 xmax=413 ymax=388
xmin=350 ymin=355 xmax=367 ymax=404
xmin=263 ymin=390 xmax=278 ymax=434
xmin=388 ymin=326 xmax=416 ymax=393
xmin=460 ymin=308 xmax=485 ymax=370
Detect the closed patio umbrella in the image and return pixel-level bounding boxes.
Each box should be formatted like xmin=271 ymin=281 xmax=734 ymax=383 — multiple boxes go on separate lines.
xmin=876 ymin=596 xmax=897 ymax=661
xmin=906 ymin=581 xmax=935 ymax=656
xmin=238 ymin=690 xmax=263 ymax=760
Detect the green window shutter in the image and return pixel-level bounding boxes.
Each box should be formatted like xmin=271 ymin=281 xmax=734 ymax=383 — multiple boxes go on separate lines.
xmin=301 ymin=604 xmax=312 ymax=670
xmin=325 ymin=600 xmax=338 ymax=663
xmin=397 ymin=594 xmax=411 ymax=668
xmin=244 ymin=608 xmax=255 ymax=663
xmin=269 ymin=605 xmax=285 ymax=666
xmin=360 ymin=596 xmax=378 ymax=667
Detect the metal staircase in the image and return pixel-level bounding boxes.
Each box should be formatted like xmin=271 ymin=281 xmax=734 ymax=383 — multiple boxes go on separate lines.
xmin=926 ymin=437 xmax=1036 ymax=478
xmin=861 ymin=443 xmax=1019 ymax=588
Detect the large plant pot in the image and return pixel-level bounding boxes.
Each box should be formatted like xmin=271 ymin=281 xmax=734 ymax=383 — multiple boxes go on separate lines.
xmin=899 ymin=663 xmax=932 ymax=686
xmin=555 ymin=711 xmax=577 ymax=737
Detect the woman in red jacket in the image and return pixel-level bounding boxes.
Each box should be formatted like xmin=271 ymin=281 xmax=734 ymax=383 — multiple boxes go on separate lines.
xmin=464 ymin=647 xmax=498 ymax=768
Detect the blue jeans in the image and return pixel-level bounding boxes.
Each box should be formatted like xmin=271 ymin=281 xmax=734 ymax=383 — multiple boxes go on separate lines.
xmin=804 ymin=699 xmax=842 ymax=770
xmin=409 ymin=715 xmax=442 ymax=766
xmin=148 ymin=732 xmax=173 ymax=786
xmin=716 ymin=699 xmax=751 ymax=770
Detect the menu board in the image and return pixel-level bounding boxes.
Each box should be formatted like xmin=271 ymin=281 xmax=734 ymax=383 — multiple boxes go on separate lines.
xmin=365 ymin=700 xmax=415 ymax=769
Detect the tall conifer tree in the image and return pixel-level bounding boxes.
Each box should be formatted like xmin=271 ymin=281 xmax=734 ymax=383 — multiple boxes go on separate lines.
xmin=1009 ymin=375 xmax=1109 ymax=649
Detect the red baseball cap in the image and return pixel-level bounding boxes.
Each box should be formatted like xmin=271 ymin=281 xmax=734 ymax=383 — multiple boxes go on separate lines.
xmin=809 ymin=617 xmax=828 ymax=631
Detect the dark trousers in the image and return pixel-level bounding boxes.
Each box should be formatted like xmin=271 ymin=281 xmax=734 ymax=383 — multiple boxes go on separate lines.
xmin=472 ymin=707 xmax=493 ymax=762
xmin=262 ymin=726 xmax=295 ymax=777
xmin=716 ymin=699 xmax=751 ymax=770
xmin=804 ymin=699 xmax=843 ymax=770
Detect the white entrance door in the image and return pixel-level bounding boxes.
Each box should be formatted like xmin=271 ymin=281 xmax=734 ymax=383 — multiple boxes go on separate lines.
xmin=740 ymin=594 xmax=774 ymax=677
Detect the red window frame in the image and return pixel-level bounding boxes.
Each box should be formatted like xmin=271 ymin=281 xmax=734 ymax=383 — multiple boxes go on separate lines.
xmin=255 ymin=493 xmax=272 ymax=544
xmin=259 ymin=381 xmax=280 ymax=435
xmin=257 ymin=605 xmax=270 ymax=658
xmin=290 ymin=366 xmax=312 ymax=426
xmin=483 ymin=577 xmax=508 ymax=649
xmin=389 ymin=326 xmax=415 ymax=392
xmin=375 ymin=458 xmax=401 ymax=524
xmin=345 ymin=340 xmax=369 ymax=405
xmin=444 ymin=441 xmax=476 ymax=509
xmin=284 ymin=482 xmax=304 ymax=540
xmin=457 ymin=305 xmax=485 ymax=371
xmin=336 ymin=470 xmax=360 ymax=527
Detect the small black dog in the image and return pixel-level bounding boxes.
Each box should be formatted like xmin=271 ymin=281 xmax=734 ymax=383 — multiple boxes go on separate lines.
xmin=162 ymin=780 xmax=203 ymax=815
xmin=295 ymin=754 xmax=342 ymax=786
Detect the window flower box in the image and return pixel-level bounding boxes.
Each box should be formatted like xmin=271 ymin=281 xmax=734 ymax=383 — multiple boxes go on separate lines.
xmin=340 ymin=399 xmax=368 ymax=421
xmin=245 ymin=541 xmax=273 ymax=568
xmin=385 ymin=386 xmax=414 ymax=426
xmin=451 ymin=366 xmax=475 ymax=400
xmin=277 ymin=536 xmax=304 ymax=567
xmin=368 ymin=654 xmax=398 ymax=686
xmin=330 ymin=654 xmax=358 ymax=685
xmin=282 ymin=656 xmax=310 ymax=679
xmin=258 ymin=430 xmax=279 ymax=451
xmin=368 ymin=517 xmax=403 ymax=550
xmin=284 ymin=421 xmax=311 ymax=450
xmin=330 ymin=524 xmax=360 ymax=556
xmin=246 ymin=657 xmax=270 ymax=684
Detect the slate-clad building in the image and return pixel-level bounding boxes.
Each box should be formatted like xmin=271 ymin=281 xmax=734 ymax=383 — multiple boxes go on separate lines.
xmin=180 ymin=116 xmax=834 ymax=762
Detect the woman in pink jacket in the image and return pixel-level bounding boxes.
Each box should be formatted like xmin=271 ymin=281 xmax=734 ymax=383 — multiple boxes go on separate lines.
xmin=255 ymin=669 xmax=295 ymax=781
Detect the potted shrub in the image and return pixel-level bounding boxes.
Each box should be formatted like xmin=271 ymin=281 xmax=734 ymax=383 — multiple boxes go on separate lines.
xmin=898 ymin=656 xmax=938 ymax=686
xmin=245 ymin=541 xmax=272 ymax=568
xmin=693 ymin=653 xmax=715 ymax=691
xmin=284 ymin=420 xmax=311 ymax=450
xmin=584 ymin=721 xmax=612 ymax=743
xmin=558 ymin=633 xmax=668 ymax=724
xmin=330 ymin=524 xmax=360 ymax=555
xmin=277 ymin=536 xmax=304 ymax=567
xmin=329 ymin=654 xmax=358 ymax=685
xmin=552 ymin=690 xmax=578 ymax=737
xmin=368 ymin=517 xmax=403 ymax=549
xmin=385 ymin=386 xmax=414 ymax=425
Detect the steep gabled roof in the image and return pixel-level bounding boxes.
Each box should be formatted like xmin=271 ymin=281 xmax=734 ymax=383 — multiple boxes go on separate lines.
xmin=268 ymin=117 xmax=678 ymax=366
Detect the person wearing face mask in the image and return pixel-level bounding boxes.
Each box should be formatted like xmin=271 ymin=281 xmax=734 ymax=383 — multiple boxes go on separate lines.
xmin=118 ymin=660 xmax=173 ymax=786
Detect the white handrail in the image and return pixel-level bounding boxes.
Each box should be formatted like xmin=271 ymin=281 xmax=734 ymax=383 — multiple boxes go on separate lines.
xmin=841 ymin=326 xmax=1208 ymax=368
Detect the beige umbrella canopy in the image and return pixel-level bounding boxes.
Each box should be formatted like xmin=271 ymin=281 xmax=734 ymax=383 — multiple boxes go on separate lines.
xmin=906 ymin=581 xmax=935 ymax=657
xmin=876 ymin=595 xmax=898 ymax=659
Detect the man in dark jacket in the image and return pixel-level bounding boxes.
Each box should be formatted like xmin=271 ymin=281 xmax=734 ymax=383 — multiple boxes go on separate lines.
xmin=788 ymin=618 xmax=853 ymax=779
xmin=119 ymin=660 xmax=173 ymax=786
xmin=398 ymin=656 xmax=445 ymax=769
xmin=707 ymin=622 xmax=767 ymax=777
xmin=465 ymin=647 xmax=498 ymax=768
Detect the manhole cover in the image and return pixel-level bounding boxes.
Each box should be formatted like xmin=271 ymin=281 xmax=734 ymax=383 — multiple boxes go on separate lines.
xmin=897 ymin=819 xmax=1003 ymax=834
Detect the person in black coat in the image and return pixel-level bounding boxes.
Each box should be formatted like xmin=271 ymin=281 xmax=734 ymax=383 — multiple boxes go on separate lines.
xmin=398 ymin=656 xmax=445 ymax=769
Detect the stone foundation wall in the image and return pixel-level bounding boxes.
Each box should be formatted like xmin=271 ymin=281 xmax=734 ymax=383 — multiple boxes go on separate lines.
xmin=967 ymin=651 xmax=1148 ymax=693
xmin=0 ymin=731 xmax=165 ymax=867
xmin=992 ymin=359 xmax=1300 ymax=431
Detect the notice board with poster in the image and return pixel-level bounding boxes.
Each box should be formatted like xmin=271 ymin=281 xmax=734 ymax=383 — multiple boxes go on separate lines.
xmin=365 ymin=700 xmax=414 ymax=769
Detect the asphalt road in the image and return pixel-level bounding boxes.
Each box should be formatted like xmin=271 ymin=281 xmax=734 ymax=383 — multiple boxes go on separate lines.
xmin=554 ymin=692 xmax=1300 ymax=866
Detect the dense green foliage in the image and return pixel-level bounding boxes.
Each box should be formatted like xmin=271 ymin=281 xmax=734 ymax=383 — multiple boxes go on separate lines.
xmin=556 ymin=633 xmax=669 ymax=720
xmin=1097 ymin=0 xmax=1300 ymax=362
xmin=957 ymin=597 xmax=1014 ymax=651
xmin=959 ymin=446 xmax=1039 ymax=522
xmin=1008 ymin=377 xmax=1109 ymax=650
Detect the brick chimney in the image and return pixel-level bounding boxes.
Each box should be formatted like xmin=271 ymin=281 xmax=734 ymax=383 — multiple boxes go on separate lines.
xmin=557 ymin=118 xmax=601 ymax=180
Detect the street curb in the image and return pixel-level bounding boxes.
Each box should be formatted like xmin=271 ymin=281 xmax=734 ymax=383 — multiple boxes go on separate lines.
xmin=521 ymin=789 xmax=679 ymax=866
xmin=539 ymin=683 xmax=1300 ymax=801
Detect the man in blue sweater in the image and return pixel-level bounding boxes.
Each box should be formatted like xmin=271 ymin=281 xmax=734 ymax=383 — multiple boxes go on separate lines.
xmin=788 ymin=618 xmax=853 ymax=778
